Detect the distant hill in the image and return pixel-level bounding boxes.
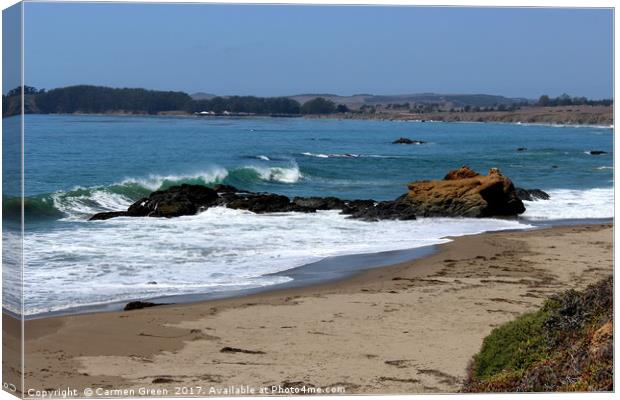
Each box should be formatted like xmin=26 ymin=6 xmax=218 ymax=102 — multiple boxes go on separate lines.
xmin=191 ymin=92 xmax=531 ymax=109
xmin=287 ymin=93 xmax=532 ymax=110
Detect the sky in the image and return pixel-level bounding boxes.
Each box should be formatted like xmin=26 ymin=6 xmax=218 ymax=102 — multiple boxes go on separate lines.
xmin=18 ymin=2 xmax=614 ymax=98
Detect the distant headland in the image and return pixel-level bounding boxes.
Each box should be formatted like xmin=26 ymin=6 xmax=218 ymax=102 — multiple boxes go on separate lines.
xmin=2 ymin=85 xmax=613 ymax=125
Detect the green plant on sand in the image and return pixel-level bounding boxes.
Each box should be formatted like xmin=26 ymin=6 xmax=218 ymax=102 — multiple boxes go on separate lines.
xmin=462 ymin=276 xmax=613 ymax=392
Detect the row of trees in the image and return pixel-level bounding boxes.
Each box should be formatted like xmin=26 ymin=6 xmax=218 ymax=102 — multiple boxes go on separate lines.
xmin=3 ymin=85 xmax=350 ymax=116
xmin=189 ymin=96 xmax=349 ymax=115
xmin=188 ymin=96 xmax=301 ymax=115
xmin=537 ymin=94 xmax=613 ymax=107
xmin=5 ymin=85 xmax=45 ymax=97
xmin=35 ymin=85 xmax=193 ymax=114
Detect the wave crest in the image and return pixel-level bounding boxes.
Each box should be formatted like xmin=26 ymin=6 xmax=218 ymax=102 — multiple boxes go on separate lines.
xmin=9 ymin=164 xmax=303 ymax=221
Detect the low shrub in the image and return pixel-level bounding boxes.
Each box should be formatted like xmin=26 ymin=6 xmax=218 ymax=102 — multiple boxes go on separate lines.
xmin=463 ymin=276 xmax=613 ymax=392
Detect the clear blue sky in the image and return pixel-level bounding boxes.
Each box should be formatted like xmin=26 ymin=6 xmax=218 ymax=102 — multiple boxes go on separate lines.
xmin=22 ymin=3 xmax=613 ymax=99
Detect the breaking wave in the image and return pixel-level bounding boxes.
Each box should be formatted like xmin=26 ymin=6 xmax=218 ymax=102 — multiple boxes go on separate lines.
xmin=6 ymin=164 xmax=303 ymax=221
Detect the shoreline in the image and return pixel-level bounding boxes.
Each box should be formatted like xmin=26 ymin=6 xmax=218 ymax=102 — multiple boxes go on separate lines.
xmin=15 ymin=109 xmax=614 ymax=127
xmin=12 ymin=217 xmax=612 ymax=320
xmin=5 ymin=222 xmax=613 ymax=394
xmin=16 ymin=245 xmax=439 ymax=320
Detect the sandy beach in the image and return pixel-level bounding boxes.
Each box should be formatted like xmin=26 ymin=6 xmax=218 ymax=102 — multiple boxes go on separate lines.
xmin=4 ymin=223 xmax=612 ymax=396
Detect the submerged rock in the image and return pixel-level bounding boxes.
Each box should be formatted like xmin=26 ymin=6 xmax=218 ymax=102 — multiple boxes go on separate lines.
xmin=404 ymin=166 xmax=526 ymax=217
xmin=392 ymin=137 xmax=426 ymax=144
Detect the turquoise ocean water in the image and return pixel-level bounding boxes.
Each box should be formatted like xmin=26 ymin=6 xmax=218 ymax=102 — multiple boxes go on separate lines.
xmin=2 ymin=115 xmax=614 ymax=315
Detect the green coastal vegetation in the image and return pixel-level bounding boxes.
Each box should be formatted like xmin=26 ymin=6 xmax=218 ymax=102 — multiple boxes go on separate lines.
xmin=35 ymin=85 xmax=192 ymax=114
xmin=537 ymin=94 xmax=613 ymax=107
xmin=187 ymin=95 xmax=302 ymax=115
xmin=1 ymin=85 xmax=346 ymax=117
xmin=462 ymin=276 xmax=613 ymax=392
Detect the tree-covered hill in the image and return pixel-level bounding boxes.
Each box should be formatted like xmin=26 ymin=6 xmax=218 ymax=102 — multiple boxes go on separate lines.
xmin=34 ymin=85 xmax=193 ymax=114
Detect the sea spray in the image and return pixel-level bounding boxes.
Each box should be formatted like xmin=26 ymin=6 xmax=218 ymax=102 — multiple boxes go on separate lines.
xmin=522 ymin=187 xmax=613 ymax=220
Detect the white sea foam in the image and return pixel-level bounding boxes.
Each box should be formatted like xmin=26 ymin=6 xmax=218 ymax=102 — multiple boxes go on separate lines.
xmin=120 ymin=168 xmax=230 ymax=191
xmin=51 ymin=189 xmax=134 ymax=220
xmin=507 ymin=122 xmax=613 ymax=130
xmin=2 ymin=231 xmax=23 ymax=315
xmin=522 ymin=187 xmax=614 ymax=220
xmin=301 ymin=152 xmax=363 ymax=159
xmin=302 ymin=152 xmax=329 ymax=158
xmin=21 ymin=210 xmax=531 ymax=315
xmin=250 ymin=164 xmax=302 ymax=183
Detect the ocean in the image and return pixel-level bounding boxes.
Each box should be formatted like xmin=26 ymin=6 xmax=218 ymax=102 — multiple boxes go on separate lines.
xmin=2 ymin=114 xmax=614 ymax=316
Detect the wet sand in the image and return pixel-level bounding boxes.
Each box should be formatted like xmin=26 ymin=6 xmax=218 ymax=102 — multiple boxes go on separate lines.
xmin=4 ymin=223 xmax=613 ymax=396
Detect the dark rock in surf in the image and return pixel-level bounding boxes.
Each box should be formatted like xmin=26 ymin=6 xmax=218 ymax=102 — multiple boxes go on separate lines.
xmin=126 ymin=184 xmax=219 ymax=218
xmin=123 ymin=301 xmax=167 ymax=311
xmin=89 ymin=184 xmax=219 ymax=220
xmin=225 ymin=193 xmax=293 ymax=213
xmin=213 ymin=184 xmax=246 ymax=194
xmin=515 ymin=188 xmax=550 ymax=202
xmin=341 ymin=199 xmax=376 ymax=216
xmin=89 ymin=211 xmax=130 ymax=221
xmin=392 ymin=137 xmax=426 ymax=145
xmin=292 ymin=196 xmax=346 ymax=211
xmin=345 ymin=200 xmax=418 ymax=221
xmin=87 ymin=167 xmax=526 ymax=221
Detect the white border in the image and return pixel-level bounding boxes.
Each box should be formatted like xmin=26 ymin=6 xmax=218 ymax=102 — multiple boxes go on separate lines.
xmin=0 ymin=2 xmax=616 ymax=400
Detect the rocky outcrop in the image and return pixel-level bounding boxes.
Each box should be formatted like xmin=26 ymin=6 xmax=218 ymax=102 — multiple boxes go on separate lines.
xmin=342 ymin=199 xmax=418 ymax=221
xmin=443 ymin=166 xmax=480 ymax=180
xmin=127 ymin=184 xmax=219 ymax=217
xmin=392 ymin=137 xmax=426 ymax=144
xmin=402 ymin=166 xmax=526 ymax=217
xmin=90 ymin=167 xmax=530 ymax=221
xmin=226 ymin=193 xmax=293 ymax=213
xmin=90 ymin=184 xmax=219 ymax=220
xmin=291 ymin=196 xmax=346 ymax=211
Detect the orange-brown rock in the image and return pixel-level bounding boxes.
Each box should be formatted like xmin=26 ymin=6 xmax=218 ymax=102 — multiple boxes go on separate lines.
xmin=443 ymin=165 xmax=480 ymax=180
xmin=403 ymin=166 xmax=526 ymax=217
